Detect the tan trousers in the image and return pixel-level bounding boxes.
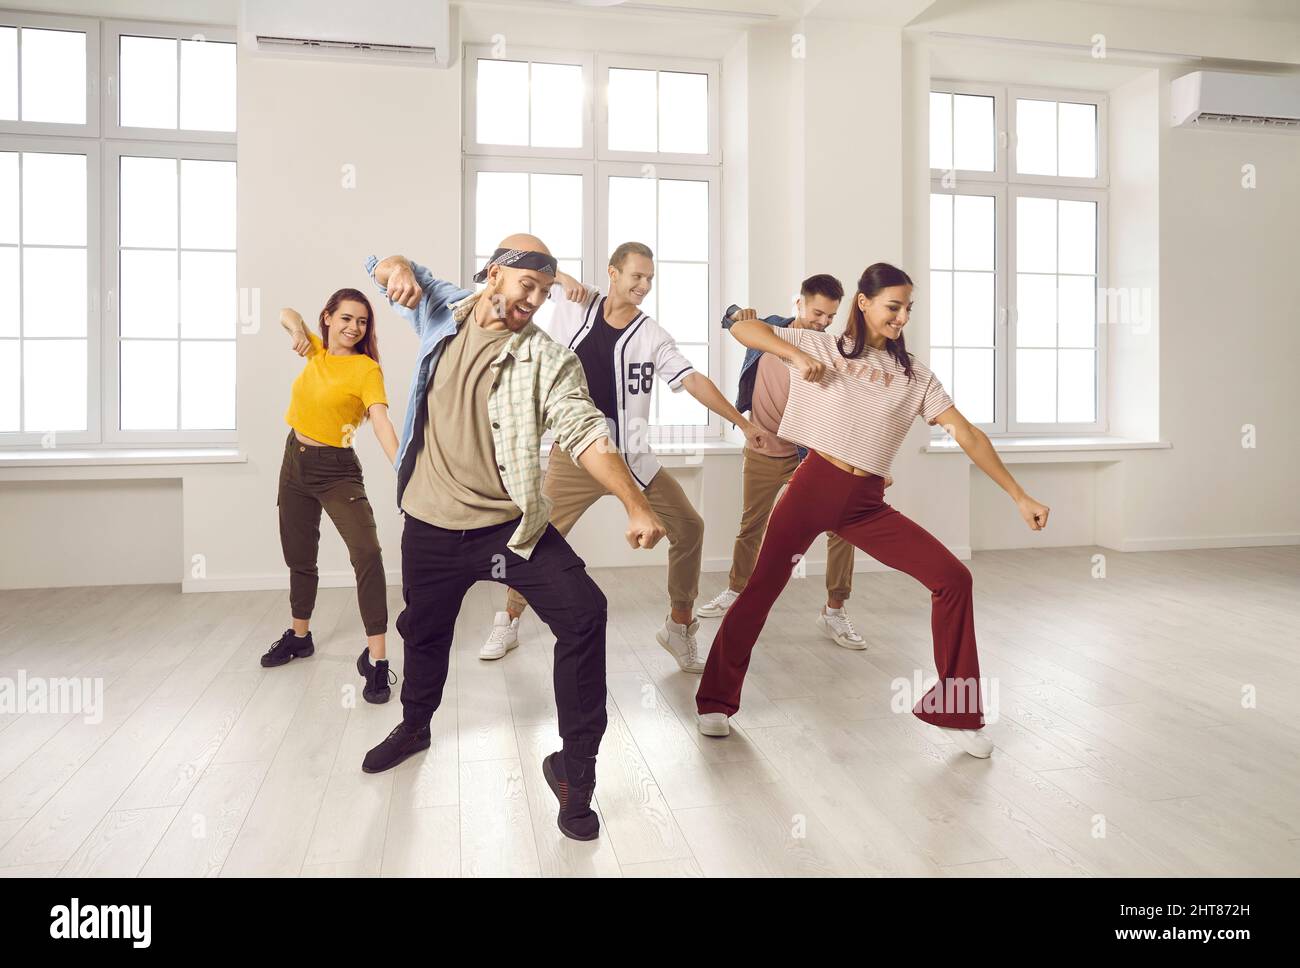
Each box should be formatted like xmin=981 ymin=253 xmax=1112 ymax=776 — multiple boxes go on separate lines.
xmin=506 ymin=445 xmax=704 ymax=615
xmin=728 ymin=447 xmax=855 ymax=601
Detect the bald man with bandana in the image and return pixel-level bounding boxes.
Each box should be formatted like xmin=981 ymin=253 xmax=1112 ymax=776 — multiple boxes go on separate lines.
xmin=360 ymin=234 xmax=665 ymax=842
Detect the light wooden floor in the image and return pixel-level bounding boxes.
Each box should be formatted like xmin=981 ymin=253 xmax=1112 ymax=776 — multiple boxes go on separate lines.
xmin=0 ymin=544 xmax=1297 ymax=877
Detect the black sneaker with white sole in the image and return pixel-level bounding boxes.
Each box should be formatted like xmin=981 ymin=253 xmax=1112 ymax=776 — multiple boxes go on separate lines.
xmin=356 ymin=647 xmax=396 ymax=704
xmin=261 ymin=628 xmax=314 ymax=668
xmin=542 ymin=751 xmax=599 ymax=841
xmin=362 ymin=721 xmax=431 ymax=773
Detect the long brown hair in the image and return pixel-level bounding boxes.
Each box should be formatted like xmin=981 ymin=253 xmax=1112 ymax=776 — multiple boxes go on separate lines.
xmin=838 ymin=263 xmax=915 ymax=382
xmin=318 ymin=288 xmax=380 ymax=365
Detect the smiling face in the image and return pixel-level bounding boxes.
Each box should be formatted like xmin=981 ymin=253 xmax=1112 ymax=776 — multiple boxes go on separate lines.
xmin=324 ymin=299 xmax=370 ymax=351
xmin=857 ymin=284 xmax=913 ymax=344
xmin=794 ymin=293 xmax=840 ymax=331
xmin=483 ymin=265 xmax=555 ymax=331
xmin=608 ymin=252 xmax=654 ymax=307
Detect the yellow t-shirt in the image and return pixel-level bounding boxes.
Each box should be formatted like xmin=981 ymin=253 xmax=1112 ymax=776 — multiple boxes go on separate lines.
xmin=284 ymin=330 xmax=387 ymax=446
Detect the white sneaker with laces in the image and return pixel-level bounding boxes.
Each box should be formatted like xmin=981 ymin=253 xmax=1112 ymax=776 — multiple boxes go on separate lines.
xmin=697 ymin=588 xmax=739 ymax=618
xmin=480 ymin=611 xmax=520 ymax=661
xmin=938 ymin=726 xmax=994 ymax=758
xmin=655 ymin=616 xmax=706 ymax=673
xmin=818 ymin=606 xmax=866 ymax=650
xmin=697 ymin=712 xmax=730 ymax=737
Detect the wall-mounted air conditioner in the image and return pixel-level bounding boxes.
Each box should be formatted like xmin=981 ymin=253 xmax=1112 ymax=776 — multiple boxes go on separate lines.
xmin=240 ymin=0 xmax=450 ymax=68
xmin=1171 ymin=70 xmax=1300 ymax=129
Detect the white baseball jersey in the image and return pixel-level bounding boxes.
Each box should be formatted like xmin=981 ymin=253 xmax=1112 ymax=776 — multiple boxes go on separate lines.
xmin=539 ymin=283 xmax=696 ymax=488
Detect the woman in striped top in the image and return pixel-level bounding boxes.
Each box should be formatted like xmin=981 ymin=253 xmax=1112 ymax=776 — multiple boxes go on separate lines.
xmin=695 ymin=263 xmax=1050 ymax=758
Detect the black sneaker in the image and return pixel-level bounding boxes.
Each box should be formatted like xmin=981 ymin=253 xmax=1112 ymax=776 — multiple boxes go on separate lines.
xmin=542 ymin=751 xmax=599 ymax=841
xmin=356 ymin=647 xmax=396 ymax=704
xmin=362 ymin=721 xmax=431 ymax=773
xmin=261 ymin=628 xmax=314 ymax=668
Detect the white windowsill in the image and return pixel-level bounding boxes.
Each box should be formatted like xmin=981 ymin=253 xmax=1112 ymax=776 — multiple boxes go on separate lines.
xmin=0 ymin=447 xmax=246 ymax=469
xmin=922 ymin=435 xmax=1171 ymax=461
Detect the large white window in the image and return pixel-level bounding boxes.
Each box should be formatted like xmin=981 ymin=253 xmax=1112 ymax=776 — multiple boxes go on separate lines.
xmin=930 ymin=81 xmax=1107 ymax=435
xmin=463 ymin=44 xmax=721 ymax=434
xmin=0 ymin=12 xmax=236 ymax=449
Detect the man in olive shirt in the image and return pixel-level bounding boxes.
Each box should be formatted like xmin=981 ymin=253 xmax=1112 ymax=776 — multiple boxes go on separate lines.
xmin=361 ymin=233 xmax=665 ymax=842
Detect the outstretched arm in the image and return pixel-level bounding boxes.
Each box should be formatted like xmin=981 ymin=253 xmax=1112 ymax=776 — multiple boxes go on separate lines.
xmin=680 ymin=372 xmax=768 ymax=450
xmin=933 ymin=405 xmax=1050 ymax=531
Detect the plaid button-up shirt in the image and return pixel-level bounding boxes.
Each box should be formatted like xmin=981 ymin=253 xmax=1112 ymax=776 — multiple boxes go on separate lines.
xmin=365 ymin=256 xmax=610 ymax=559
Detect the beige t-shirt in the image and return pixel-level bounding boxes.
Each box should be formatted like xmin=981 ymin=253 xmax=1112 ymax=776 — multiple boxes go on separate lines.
xmin=772 ymin=327 xmax=954 ymax=480
xmin=401 ymin=316 xmax=522 ymax=529
xmin=748 ymin=352 xmax=799 ymax=459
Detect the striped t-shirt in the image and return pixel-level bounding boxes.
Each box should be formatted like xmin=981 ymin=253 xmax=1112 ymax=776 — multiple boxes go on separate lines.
xmin=772 ymin=327 xmax=954 ymax=480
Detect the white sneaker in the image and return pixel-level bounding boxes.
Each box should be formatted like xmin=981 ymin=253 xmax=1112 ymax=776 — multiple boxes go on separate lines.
xmin=938 ymin=726 xmax=993 ymax=758
xmin=818 ymin=606 xmax=866 ymax=650
xmin=655 ymin=616 xmax=706 ymax=673
xmin=697 ymin=588 xmax=739 ymax=618
xmin=697 ymin=712 xmax=730 ymax=737
xmin=480 ymin=611 xmax=520 ymax=661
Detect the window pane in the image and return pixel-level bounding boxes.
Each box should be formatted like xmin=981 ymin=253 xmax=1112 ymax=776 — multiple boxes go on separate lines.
xmin=954 ymin=348 xmax=993 ymax=424
xmin=929 ymin=347 xmax=952 ymax=400
xmin=530 ymin=62 xmax=583 ymax=149
xmin=929 ymin=270 xmax=952 ymax=346
xmin=181 ymin=250 xmax=235 ymax=339
xmin=120 ymin=249 xmax=177 ymax=338
xmin=929 ymin=92 xmax=952 ymax=171
xmin=121 ymin=156 xmax=177 ymax=248
xmin=607 ymin=68 xmax=656 ymax=152
xmin=475 ymin=171 xmax=529 ymax=255
xmin=658 ymin=179 xmax=707 ymax=261
xmin=659 ymin=71 xmax=708 ymax=154
xmin=22 ymin=152 xmax=85 ymax=245
xmin=0 ymin=246 xmax=15 ymax=337
xmin=476 ymin=58 xmax=528 ymax=146
xmin=608 ymin=175 xmax=655 ymax=256
xmin=655 ymin=261 xmax=708 ymax=344
xmin=953 ymin=94 xmax=994 ymax=171
xmin=120 ymin=339 xmax=177 ymax=430
xmin=1058 ymin=101 xmax=1096 ymax=178
xmin=0 ymin=338 xmax=16 ymax=430
xmin=23 ymin=247 xmax=86 ymax=337
xmin=1016 ymin=98 xmax=1056 ymax=176
xmin=1016 ymin=274 xmax=1056 ymax=348
xmin=1016 ymin=348 xmax=1055 ymax=422
xmin=652 ymin=342 xmax=707 ymax=425
xmin=180 ymin=39 xmax=236 ymax=132
xmin=929 ymin=193 xmax=952 ymax=270
xmin=25 ymin=338 xmax=85 ymax=430
xmin=953 ymin=271 xmax=993 ymax=346
xmin=0 ymin=151 xmax=16 ymax=243
xmin=0 ymin=28 xmax=15 ymax=121
xmin=529 ymin=173 xmax=582 ymax=259
xmin=22 ymin=28 xmax=85 ymax=124
xmin=180 ymin=160 xmax=235 ymax=249
xmin=1058 ymin=199 xmax=1096 ymax=275
xmin=1058 ymin=348 xmax=1095 ymax=422
xmin=120 ymin=35 xmax=177 ymax=129
xmin=1058 ymin=275 xmax=1096 ymax=349
xmin=181 ymin=339 xmax=234 ymax=429
xmin=1016 ymin=196 xmax=1055 ymax=273
xmin=952 ymin=193 xmax=993 ymax=271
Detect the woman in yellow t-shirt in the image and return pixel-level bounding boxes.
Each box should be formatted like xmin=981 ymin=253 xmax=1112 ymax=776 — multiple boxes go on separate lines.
xmin=265 ymin=288 xmax=400 ymax=705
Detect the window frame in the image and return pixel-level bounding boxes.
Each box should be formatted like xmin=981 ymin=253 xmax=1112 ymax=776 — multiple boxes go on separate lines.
xmin=928 ymin=80 xmax=1004 ymax=185
xmin=928 ymin=79 xmax=1109 ymax=439
xmin=596 ymin=52 xmax=721 ymax=167
xmin=102 ymin=20 xmax=237 ymax=146
xmin=104 ymin=139 xmax=238 ymax=445
xmin=0 ymin=135 xmax=102 ymax=446
xmin=0 ymin=12 xmax=101 ymax=138
xmin=462 ymin=43 xmax=595 ymax=161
